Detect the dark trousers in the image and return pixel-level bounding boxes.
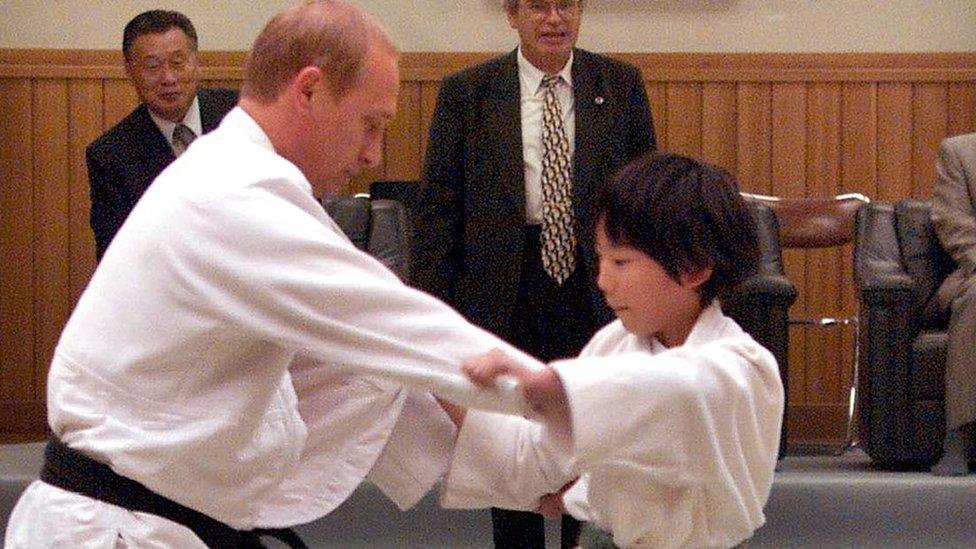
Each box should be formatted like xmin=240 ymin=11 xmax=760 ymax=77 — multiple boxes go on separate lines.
xmin=491 ymin=226 xmax=594 ymax=549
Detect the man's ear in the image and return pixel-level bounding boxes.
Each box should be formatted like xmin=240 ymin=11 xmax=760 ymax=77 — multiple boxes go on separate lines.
xmin=679 ymin=263 xmax=714 ymax=290
xmin=292 ymin=66 xmax=325 ymax=106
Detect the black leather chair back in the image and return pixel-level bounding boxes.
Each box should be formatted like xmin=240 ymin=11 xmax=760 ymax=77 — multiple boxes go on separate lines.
xmin=854 ymin=199 xmax=953 ymax=468
xmin=322 ymin=195 xmax=412 ymax=281
xmin=723 ymin=200 xmax=797 ymax=458
xmin=893 ymin=200 xmax=956 ymax=314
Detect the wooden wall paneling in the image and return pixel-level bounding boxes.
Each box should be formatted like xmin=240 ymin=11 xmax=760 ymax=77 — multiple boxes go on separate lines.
xmin=644 ymin=82 xmax=668 ymax=152
xmin=771 ymin=83 xmax=807 ymax=192
xmin=803 ymin=82 xmax=842 ymax=405
xmin=32 ymin=79 xmax=72 ymax=405
xmin=664 ymin=82 xmax=702 ymax=158
xmin=68 ymin=79 xmax=101 ymax=300
xmin=383 ymin=81 xmax=423 ymax=181
xmin=735 ymin=83 xmax=771 ymax=195
xmin=839 ymin=82 xmax=878 ymax=399
xmin=841 ymin=82 xmax=878 ymax=199
xmin=911 ymin=83 xmax=948 ymax=198
xmin=102 ymin=78 xmax=138 ymax=129
xmin=806 ymin=83 xmax=843 ymax=200
xmin=4 ymin=50 xmax=976 ymax=443
xmin=947 ymin=83 xmax=976 ymax=139
xmin=0 ymin=79 xmax=36 ymax=416
xmin=770 ymin=82 xmax=808 ymax=408
xmin=700 ymin=82 xmax=737 ymax=174
xmin=876 ymin=83 xmax=913 ymax=203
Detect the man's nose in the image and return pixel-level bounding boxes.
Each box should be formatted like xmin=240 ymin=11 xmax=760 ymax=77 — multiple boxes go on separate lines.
xmin=160 ymin=66 xmax=179 ymax=84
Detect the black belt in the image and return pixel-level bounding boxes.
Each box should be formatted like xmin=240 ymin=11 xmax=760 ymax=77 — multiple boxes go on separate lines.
xmin=40 ymin=435 xmax=307 ymax=548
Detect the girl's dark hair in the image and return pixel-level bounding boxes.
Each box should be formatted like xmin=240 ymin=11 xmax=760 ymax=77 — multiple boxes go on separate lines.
xmin=594 ymin=152 xmax=760 ymax=305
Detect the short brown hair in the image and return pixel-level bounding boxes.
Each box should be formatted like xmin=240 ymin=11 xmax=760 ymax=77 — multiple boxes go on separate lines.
xmin=242 ymin=1 xmax=396 ymax=102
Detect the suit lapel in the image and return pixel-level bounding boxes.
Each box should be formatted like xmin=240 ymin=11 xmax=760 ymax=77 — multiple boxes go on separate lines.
xmin=483 ymin=51 xmax=526 ymax=218
xmin=199 ymin=91 xmax=221 ymax=133
xmin=570 ymin=50 xmax=609 ymax=209
xmin=133 ymin=105 xmax=175 ymax=193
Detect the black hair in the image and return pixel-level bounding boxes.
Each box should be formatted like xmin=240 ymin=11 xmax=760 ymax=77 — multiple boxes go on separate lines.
xmin=593 ymin=152 xmax=760 ymax=305
xmin=122 ymin=10 xmax=198 ymax=60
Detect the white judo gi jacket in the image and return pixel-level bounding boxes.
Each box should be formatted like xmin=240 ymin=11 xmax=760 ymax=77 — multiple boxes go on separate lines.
xmin=442 ymin=303 xmax=784 ymax=548
xmin=5 ymin=108 xmax=542 ymax=548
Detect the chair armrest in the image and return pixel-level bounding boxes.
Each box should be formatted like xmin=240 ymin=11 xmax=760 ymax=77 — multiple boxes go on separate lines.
xmin=856 ymin=288 xmax=919 ymax=467
xmin=731 ymin=272 xmax=797 ymax=305
xmin=723 ymin=272 xmax=794 ymax=460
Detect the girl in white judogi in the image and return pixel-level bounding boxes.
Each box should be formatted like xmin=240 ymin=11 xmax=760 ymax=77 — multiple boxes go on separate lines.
xmin=439 ymin=153 xmax=785 ymax=548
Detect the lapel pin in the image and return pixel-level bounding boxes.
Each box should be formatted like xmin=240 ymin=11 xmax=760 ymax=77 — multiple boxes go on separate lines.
xmin=595 ymin=96 xmax=605 ymax=105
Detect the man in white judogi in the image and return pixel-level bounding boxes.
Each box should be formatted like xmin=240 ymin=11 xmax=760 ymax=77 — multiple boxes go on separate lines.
xmin=5 ymin=3 xmax=541 ymax=547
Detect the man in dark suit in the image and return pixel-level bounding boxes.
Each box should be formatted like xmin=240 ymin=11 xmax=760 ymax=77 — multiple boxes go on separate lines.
xmin=413 ymin=1 xmax=656 ymax=547
xmin=87 ymin=10 xmax=237 ymax=259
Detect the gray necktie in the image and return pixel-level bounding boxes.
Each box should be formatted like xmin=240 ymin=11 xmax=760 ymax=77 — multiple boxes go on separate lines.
xmin=172 ymin=123 xmax=196 ymax=157
xmin=540 ymin=75 xmax=576 ymax=284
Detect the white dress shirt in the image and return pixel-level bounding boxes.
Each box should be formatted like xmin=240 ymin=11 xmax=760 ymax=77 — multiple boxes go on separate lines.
xmin=517 ymin=47 xmax=575 ymax=225
xmin=148 ymin=95 xmax=202 ymax=154
xmin=5 ymin=107 xmax=543 ymax=548
xmin=442 ymin=303 xmax=784 ymax=549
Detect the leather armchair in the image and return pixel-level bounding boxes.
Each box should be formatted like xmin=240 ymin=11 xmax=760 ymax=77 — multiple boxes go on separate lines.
xmin=322 ymin=195 xmax=412 ymax=281
xmin=723 ymin=200 xmax=798 ymax=458
xmin=854 ymin=200 xmax=954 ymax=468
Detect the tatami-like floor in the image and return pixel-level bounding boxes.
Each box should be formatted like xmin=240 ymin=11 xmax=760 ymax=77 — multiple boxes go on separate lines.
xmin=2 ymin=443 xmax=974 ymax=548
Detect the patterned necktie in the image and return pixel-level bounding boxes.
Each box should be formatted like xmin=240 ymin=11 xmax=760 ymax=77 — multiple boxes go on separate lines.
xmin=540 ymin=75 xmax=576 ymax=284
xmin=172 ymin=123 xmax=196 ymax=157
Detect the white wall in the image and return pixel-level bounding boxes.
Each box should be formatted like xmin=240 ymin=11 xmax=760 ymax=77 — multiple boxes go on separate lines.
xmin=1 ymin=0 xmax=974 ymax=53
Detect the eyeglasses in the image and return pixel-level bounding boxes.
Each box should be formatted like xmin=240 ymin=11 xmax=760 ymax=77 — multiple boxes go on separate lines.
xmin=524 ymin=0 xmax=579 ymax=18
xmin=135 ymin=53 xmax=196 ymax=78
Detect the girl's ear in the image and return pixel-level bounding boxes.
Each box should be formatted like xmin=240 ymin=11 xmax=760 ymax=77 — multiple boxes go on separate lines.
xmin=679 ymin=263 xmax=714 ymax=290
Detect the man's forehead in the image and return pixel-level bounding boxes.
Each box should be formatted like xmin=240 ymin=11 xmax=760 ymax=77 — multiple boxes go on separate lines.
xmin=363 ymin=50 xmax=400 ymax=102
xmin=131 ymin=29 xmax=194 ymax=51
